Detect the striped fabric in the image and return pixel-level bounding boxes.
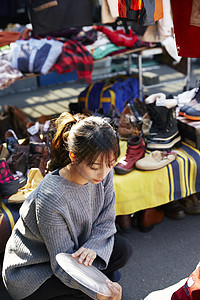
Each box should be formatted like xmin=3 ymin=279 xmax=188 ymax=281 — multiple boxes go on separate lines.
xmin=0 ymin=199 xmax=20 ymax=253
xmin=114 ymin=141 xmax=200 ymax=215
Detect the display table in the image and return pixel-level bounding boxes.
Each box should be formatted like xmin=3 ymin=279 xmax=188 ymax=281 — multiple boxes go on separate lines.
xmin=113 ymin=141 xmax=200 ymax=216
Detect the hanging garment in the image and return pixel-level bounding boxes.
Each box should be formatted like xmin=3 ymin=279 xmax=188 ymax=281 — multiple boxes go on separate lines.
xmin=101 ymin=0 xmax=119 ymax=24
xmin=171 ymin=0 xmax=200 ymax=58
xmin=118 ymin=0 xmax=163 ymax=26
xmin=51 ymin=40 xmax=94 ymax=84
xmin=190 ymin=0 xmax=200 ymax=27
xmin=142 ymin=0 xmax=173 ymax=43
xmin=27 ymin=0 xmax=93 ymax=36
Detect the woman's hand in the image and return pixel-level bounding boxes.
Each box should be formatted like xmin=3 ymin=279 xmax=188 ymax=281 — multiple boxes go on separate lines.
xmin=71 ymin=247 xmax=96 ymax=266
xmin=97 ymin=281 xmax=122 ymax=300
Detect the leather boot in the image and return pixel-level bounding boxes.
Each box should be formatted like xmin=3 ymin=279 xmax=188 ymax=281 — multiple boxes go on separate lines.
xmin=164 ymin=200 xmax=185 ymax=220
xmin=114 ymin=135 xmax=145 ymax=175
xmin=179 ymin=193 xmax=200 ymax=214
xmin=115 ymin=215 xmax=132 ymax=233
xmin=138 ymin=207 xmax=165 ymax=232
xmin=118 ymin=103 xmax=142 ymax=141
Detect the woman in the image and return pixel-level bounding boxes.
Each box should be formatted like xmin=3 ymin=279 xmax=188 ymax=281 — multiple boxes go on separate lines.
xmin=2 ymin=112 xmax=132 ymax=300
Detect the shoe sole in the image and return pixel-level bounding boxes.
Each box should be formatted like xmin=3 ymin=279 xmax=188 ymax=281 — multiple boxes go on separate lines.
xmin=147 ymin=131 xmax=180 ymax=142
xmin=146 ymin=135 xmax=181 ymax=151
xmin=184 ymin=114 xmax=200 ymax=121
xmin=114 ymin=168 xmax=133 ymax=175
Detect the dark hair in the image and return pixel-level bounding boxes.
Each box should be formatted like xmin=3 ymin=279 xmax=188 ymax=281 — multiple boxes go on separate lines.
xmin=48 ymin=112 xmax=118 ymax=171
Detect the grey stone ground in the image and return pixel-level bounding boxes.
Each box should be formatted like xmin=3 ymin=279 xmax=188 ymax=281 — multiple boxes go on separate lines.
xmin=0 ymin=58 xmax=200 ymax=300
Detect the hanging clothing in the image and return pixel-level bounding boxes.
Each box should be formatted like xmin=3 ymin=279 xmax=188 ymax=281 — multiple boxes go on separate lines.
xmin=118 ymin=0 xmax=163 ymax=26
xmin=142 ymin=0 xmax=173 ymax=43
xmin=171 ymin=0 xmax=200 ymax=58
xmin=101 ymin=0 xmax=119 ymax=24
xmin=27 ymin=0 xmax=93 ymax=36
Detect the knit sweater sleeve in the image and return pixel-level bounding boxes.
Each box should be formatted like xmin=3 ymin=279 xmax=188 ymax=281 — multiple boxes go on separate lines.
xmin=83 ymin=170 xmax=117 ymax=269
xmin=34 ymin=176 xmax=98 ymax=299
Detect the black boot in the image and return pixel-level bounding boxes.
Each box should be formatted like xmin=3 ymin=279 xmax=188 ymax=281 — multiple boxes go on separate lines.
xmin=146 ymin=104 xmax=181 ymax=150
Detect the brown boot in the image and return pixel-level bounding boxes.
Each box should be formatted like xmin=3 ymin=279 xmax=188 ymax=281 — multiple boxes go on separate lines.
xmin=118 ymin=103 xmax=142 ymax=140
xmin=179 ymin=193 xmax=200 ymax=214
xmin=138 ymin=207 xmax=164 ymax=232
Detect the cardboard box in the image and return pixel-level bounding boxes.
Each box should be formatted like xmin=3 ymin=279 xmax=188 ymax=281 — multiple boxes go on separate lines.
xmin=177 ymin=116 xmax=200 ymax=149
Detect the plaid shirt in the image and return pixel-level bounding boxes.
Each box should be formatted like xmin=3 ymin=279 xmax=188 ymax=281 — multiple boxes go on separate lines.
xmin=52 ymin=40 xmax=93 ymax=83
xmin=0 ymin=159 xmax=14 ymax=184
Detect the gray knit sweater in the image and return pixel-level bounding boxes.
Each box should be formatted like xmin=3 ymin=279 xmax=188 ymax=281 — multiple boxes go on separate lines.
xmin=2 ymin=170 xmax=117 ymax=300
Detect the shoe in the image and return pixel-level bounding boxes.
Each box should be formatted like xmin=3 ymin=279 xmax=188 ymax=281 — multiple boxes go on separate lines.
xmin=146 ymin=131 xmax=182 ymax=151
xmin=164 ymin=201 xmax=185 ymax=220
xmin=114 ymin=135 xmax=145 ymax=175
xmin=146 ymin=105 xmax=181 ymax=150
xmin=184 ymin=103 xmax=200 ymax=120
xmin=178 ymin=98 xmax=198 ymax=116
xmin=135 ymin=150 xmax=177 ymax=171
xmin=5 ymin=129 xmax=19 ymax=154
xmin=138 ymin=207 xmax=164 ymax=232
xmin=118 ymin=103 xmax=142 ymax=140
xmin=116 ymin=215 xmax=132 ymax=233
xmin=26 ymin=122 xmax=43 ymax=143
xmin=106 ymin=270 xmax=121 ymax=282
xmin=179 ymin=193 xmax=200 ymax=214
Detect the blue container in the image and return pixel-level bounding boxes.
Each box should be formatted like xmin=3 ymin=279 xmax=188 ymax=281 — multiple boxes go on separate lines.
xmin=38 ymin=70 xmax=78 ymax=86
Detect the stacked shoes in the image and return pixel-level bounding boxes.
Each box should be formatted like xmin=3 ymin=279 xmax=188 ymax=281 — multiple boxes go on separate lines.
xmin=145 ymin=93 xmax=181 ymax=151
xmin=178 ymin=87 xmax=200 ymax=120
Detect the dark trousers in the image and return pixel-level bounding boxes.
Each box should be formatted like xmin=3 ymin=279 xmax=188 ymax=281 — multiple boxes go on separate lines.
xmin=23 ymin=234 xmax=133 ymax=300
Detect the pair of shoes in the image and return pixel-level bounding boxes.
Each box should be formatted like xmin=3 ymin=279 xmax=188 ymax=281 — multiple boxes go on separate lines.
xmin=138 ymin=207 xmax=164 ymax=232
xmin=163 ymin=201 xmax=185 ymax=220
xmin=145 ymin=93 xmax=181 ymax=151
xmin=179 ymin=193 xmax=200 ymax=214
xmin=115 ymin=215 xmax=132 ymax=233
xmin=114 ymin=135 xmax=145 ymax=175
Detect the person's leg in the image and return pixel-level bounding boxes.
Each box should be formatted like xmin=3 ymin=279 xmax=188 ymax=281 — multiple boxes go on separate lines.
xmin=102 ymin=233 xmax=133 ymax=280
xmin=22 ymin=275 xmax=91 ymax=300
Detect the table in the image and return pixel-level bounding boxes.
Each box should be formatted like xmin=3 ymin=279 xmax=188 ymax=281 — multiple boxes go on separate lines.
xmin=93 ymin=46 xmax=191 ymax=101
xmin=113 ymin=141 xmax=200 ymax=216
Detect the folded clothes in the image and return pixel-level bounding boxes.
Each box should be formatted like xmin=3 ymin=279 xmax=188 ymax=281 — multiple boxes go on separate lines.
xmin=92 ymin=43 xmax=126 ymax=60
xmin=95 ymin=26 xmax=139 ymax=48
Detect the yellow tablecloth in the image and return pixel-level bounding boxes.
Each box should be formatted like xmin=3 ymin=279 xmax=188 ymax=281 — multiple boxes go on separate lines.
xmin=114 ymin=141 xmax=200 ymax=215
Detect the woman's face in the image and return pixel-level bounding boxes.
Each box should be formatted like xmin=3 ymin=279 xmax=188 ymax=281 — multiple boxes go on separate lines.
xmin=75 ymin=152 xmax=116 ymax=185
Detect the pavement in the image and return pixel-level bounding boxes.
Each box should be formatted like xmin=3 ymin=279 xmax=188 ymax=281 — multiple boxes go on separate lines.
xmin=0 ymin=58 xmax=199 ymax=120
xmin=0 ymin=58 xmax=200 ymax=300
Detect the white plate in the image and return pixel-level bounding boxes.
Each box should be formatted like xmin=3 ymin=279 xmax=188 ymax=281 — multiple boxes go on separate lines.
xmin=56 ymin=252 xmax=112 ymax=297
